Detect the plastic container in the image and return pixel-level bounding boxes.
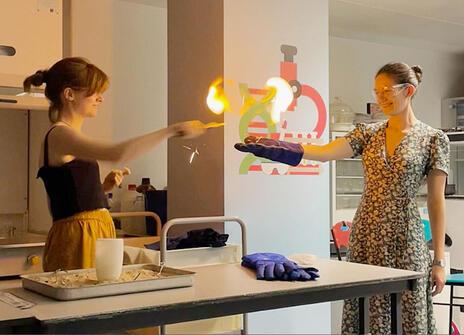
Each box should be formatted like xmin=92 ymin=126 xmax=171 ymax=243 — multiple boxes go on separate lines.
xmin=106 ymin=192 xmax=113 ymax=209
xmin=95 ymin=238 xmax=124 ymax=281
xmin=330 ymin=97 xmax=355 ymax=131
xmin=136 ymin=177 xmax=156 ymax=194
xmin=121 ymin=184 xmax=146 ymax=235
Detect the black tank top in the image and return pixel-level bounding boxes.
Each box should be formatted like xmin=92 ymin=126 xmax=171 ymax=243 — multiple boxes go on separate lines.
xmin=37 ymin=126 xmax=109 ymax=221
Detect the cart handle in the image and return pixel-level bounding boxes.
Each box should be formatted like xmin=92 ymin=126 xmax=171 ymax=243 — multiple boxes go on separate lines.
xmin=160 ymin=216 xmax=247 ymax=263
xmin=110 ymin=211 xmax=162 ymax=237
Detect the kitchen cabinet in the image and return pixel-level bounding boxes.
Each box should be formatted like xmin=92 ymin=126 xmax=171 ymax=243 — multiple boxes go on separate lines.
xmin=448 ymin=141 xmax=464 ymax=198
xmin=331 ymin=132 xmax=363 ymax=223
xmin=0 ymin=0 xmax=62 ymax=78
xmin=334 ymin=158 xmax=364 ymax=209
xmin=0 ymin=109 xmax=28 ymax=214
xmin=0 ymin=98 xmax=50 ymax=277
xmin=0 ymin=96 xmax=50 ymax=235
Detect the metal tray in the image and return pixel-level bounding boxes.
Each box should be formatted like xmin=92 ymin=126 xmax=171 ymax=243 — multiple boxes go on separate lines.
xmin=21 ymin=263 xmax=195 ymax=301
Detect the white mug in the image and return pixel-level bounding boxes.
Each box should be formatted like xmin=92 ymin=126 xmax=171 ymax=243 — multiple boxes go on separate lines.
xmin=95 ymin=238 xmax=124 ymax=281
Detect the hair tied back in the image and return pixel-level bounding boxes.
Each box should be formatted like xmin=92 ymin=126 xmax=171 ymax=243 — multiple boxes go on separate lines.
xmin=410 ymin=65 xmax=423 ymax=84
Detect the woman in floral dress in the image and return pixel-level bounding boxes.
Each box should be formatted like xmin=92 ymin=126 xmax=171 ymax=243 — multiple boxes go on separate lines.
xmin=235 ymin=62 xmax=449 ymax=334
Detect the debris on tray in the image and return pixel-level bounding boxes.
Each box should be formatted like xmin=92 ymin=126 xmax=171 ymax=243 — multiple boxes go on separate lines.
xmin=30 ymin=268 xmax=167 ymax=288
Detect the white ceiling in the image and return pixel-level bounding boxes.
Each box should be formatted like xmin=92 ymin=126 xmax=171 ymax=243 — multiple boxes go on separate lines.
xmin=329 ymin=0 xmax=464 ymax=53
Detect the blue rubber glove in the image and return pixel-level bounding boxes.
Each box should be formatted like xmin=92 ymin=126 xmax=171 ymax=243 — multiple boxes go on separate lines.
xmin=234 ymin=136 xmax=304 ymax=166
xmin=281 ymin=267 xmax=320 ymax=281
xmin=241 ymin=253 xmax=298 ymax=280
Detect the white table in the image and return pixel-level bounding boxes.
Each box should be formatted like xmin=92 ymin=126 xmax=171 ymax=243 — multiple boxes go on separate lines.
xmin=0 ymin=259 xmax=423 ymax=334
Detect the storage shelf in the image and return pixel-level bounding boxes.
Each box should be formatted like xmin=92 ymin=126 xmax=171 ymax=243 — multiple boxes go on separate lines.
xmin=332 ymin=132 xmax=364 ymax=214
xmin=337 ymin=158 xmax=361 ymax=161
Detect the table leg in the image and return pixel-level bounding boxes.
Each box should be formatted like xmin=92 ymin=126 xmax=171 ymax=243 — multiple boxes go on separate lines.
xmin=390 ymin=293 xmax=402 ymax=335
xmin=241 ymin=313 xmax=248 ymax=335
xmin=358 ymin=297 xmax=368 ymax=334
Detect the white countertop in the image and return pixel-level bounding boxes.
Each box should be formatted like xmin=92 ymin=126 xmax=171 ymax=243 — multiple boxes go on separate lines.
xmin=0 ymin=303 xmax=33 ymax=322
xmin=0 ymin=232 xmax=47 ymax=248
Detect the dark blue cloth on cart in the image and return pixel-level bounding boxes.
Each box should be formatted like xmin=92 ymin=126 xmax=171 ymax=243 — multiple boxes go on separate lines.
xmin=145 ymin=228 xmax=229 ymax=250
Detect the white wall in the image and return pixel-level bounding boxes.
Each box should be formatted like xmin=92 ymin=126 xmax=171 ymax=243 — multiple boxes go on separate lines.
xmin=71 ymin=0 xmax=167 ymax=191
xmin=70 ymin=0 xmax=115 ymax=147
xmin=224 ymin=0 xmax=330 ymax=333
xmin=330 ymin=36 xmax=464 ymax=127
xmin=111 ymin=0 xmax=167 ymax=191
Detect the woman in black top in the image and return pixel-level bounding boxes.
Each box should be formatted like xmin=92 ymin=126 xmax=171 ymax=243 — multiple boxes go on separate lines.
xmin=24 ymin=57 xmax=205 ymax=271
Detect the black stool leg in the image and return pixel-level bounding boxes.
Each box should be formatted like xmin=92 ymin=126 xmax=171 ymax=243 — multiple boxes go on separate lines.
xmin=358 ymin=297 xmax=368 ymax=334
xmin=449 ymin=285 xmax=454 ymax=335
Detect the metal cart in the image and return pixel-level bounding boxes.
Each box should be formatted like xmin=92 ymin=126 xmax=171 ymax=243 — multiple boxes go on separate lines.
xmin=159 ymin=216 xmax=248 ymax=335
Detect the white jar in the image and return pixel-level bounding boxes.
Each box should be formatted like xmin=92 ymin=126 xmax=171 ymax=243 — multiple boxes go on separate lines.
xmin=330 ymin=97 xmax=355 ymax=131
xmin=120 ymin=184 xmax=146 ymax=236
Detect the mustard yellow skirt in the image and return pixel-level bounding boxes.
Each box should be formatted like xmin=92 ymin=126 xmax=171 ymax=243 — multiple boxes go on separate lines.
xmin=43 ymin=209 xmax=116 ymax=272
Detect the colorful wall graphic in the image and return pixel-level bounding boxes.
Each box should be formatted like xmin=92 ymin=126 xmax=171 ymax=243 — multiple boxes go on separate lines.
xmin=238 ymin=44 xmax=327 ymax=176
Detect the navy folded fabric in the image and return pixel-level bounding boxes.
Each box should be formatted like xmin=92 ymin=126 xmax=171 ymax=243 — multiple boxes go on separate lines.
xmin=145 ymin=228 xmax=229 ymax=250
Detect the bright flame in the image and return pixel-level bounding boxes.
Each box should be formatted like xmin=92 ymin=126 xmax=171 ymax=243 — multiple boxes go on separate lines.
xmin=204 ymin=122 xmax=225 ymax=129
xmin=265 ymin=77 xmax=293 ymax=123
xmin=206 ymin=79 xmax=229 ymax=115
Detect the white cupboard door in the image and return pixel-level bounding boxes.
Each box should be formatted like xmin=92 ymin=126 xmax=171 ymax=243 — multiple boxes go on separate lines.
xmin=0 ymin=109 xmax=28 ymax=214
xmin=0 ymin=0 xmax=62 ymax=78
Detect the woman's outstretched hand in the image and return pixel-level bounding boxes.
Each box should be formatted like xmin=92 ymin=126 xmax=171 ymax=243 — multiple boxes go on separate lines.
xmin=102 ymin=167 xmax=131 ymax=192
xmin=170 ymin=120 xmax=206 ymax=139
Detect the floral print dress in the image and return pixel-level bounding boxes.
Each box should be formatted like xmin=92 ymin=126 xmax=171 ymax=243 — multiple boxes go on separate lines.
xmin=341 ymin=120 xmax=450 ymax=335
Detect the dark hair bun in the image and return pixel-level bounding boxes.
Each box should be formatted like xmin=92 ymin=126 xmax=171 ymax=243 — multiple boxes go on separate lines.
xmin=23 ymin=70 xmax=48 ymax=92
xmin=31 ymin=70 xmax=48 ymax=86
xmin=411 ymin=65 xmax=423 ymax=84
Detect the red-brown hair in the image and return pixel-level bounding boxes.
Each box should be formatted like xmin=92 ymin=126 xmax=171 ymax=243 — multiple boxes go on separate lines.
xmin=23 ymin=57 xmax=109 ymax=122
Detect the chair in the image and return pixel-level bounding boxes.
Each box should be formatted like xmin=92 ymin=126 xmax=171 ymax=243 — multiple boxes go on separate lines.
xmin=331 ymin=221 xmax=352 ymax=261
xmin=446 ymin=273 xmax=464 ymax=335
xmin=433 ymin=271 xmax=464 ymax=335
xmin=424 ymin=220 xmax=461 ymax=334
xmin=422 ymin=219 xmax=432 ymax=242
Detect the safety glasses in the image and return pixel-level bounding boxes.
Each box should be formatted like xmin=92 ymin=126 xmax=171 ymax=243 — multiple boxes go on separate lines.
xmin=372 ymin=83 xmax=409 ymax=100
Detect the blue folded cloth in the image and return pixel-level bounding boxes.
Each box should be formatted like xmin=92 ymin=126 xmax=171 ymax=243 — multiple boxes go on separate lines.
xmin=145 ymin=228 xmax=229 ymax=250
xmin=242 ymin=253 xmax=319 ymax=281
